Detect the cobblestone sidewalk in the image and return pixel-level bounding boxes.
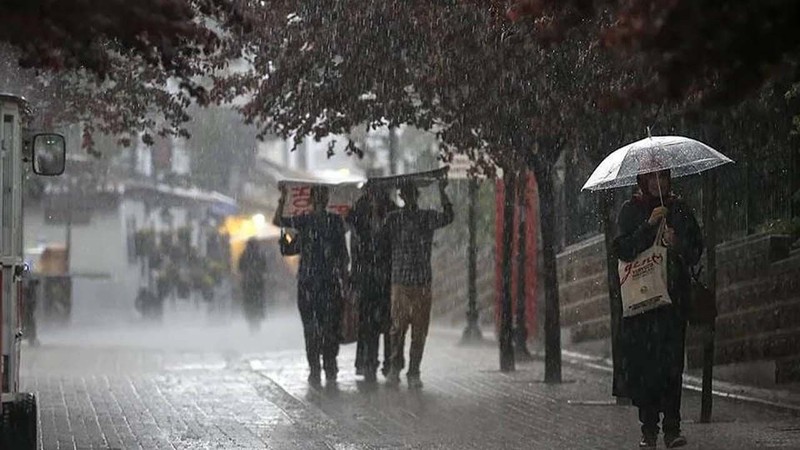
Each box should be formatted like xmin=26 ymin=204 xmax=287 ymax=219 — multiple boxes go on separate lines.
xmin=18 ymin=321 xmax=800 ymax=449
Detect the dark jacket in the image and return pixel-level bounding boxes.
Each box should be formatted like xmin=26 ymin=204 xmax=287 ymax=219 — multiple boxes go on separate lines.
xmin=613 ymin=192 xmax=704 ymax=407
xmin=347 ymin=196 xmax=396 ymax=290
xmin=277 ymin=211 xmax=348 ymax=285
xmin=239 ymin=242 xmax=267 ymax=296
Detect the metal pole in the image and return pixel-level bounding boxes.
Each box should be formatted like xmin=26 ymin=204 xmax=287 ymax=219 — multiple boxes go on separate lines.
xmin=515 ymin=171 xmax=532 ymax=360
xmin=388 ymin=126 xmax=398 ymax=175
xmin=500 ymin=171 xmax=516 ymax=372
xmin=65 ymin=181 xmax=73 ymax=272
xmin=461 ymin=177 xmax=483 ymax=344
xmin=601 ymin=190 xmax=629 ymax=403
xmin=701 ymin=170 xmax=718 ymax=423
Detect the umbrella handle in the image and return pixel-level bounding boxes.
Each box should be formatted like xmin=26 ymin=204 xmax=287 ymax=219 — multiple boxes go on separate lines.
xmin=648 ymin=126 xmax=665 ymax=205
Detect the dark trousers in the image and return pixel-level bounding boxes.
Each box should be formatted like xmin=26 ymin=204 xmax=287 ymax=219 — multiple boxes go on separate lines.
xmin=355 ymin=278 xmax=394 ymax=375
xmin=298 ymin=279 xmax=341 ymax=376
xmin=638 ymin=372 xmax=683 ymax=437
xmin=242 ymin=282 xmax=265 ymax=322
xmin=357 ymin=326 xmax=391 ymax=374
xmin=624 ymin=307 xmax=686 ymax=438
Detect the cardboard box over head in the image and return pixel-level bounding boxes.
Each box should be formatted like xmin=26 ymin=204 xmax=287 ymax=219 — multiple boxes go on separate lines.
xmin=363 ymin=167 xmax=449 ymax=190
xmin=278 ymin=179 xmax=364 ymax=218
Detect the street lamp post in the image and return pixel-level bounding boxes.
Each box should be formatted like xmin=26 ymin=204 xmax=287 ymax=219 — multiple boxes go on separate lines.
xmin=701 ymin=170 xmax=718 ymax=423
xmin=461 ymin=177 xmax=483 ymax=344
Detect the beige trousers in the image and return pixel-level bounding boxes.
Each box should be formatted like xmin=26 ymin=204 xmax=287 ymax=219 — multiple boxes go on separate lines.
xmin=389 ymin=284 xmax=432 ymax=376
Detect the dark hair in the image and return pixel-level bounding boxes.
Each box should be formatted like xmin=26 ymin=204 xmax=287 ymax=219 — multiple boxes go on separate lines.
xmin=399 ymin=183 xmax=418 ymax=197
xmin=311 ymin=185 xmax=330 ymax=198
xmin=636 ymin=169 xmax=671 ymax=190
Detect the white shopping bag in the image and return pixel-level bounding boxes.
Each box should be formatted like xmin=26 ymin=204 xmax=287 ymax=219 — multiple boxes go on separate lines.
xmin=618 ymin=223 xmax=672 ymax=317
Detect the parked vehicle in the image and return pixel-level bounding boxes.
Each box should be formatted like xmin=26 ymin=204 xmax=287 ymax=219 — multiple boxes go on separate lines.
xmin=0 ymin=93 xmax=66 ymax=449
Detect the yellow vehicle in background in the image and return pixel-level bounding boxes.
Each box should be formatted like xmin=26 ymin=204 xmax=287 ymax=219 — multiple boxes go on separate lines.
xmin=220 ymin=214 xmax=298 ymax=308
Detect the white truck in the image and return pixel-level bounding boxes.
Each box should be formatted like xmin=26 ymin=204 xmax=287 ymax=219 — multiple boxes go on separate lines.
xmin=0 ymin=93 xmax=66 ymax=449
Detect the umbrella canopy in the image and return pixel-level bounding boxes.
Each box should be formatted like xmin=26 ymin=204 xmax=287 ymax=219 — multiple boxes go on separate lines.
xmin=582 ymin=135 xmax=734 ymax=191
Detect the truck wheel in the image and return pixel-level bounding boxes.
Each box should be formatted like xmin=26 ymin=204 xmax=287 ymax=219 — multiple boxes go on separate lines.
xmin=12 ymin=393 xmax=38 ymax=450
xmin=1 ymin=402 xmax=12 ymax=448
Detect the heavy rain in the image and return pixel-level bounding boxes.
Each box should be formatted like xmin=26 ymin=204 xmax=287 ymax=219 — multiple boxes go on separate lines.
xmin=1 ymin=1 xmax=800 ymax=449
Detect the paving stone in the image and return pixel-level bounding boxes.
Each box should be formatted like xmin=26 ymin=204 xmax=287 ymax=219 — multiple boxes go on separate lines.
xmin=15 ymin=319 xmax=800 ymax=449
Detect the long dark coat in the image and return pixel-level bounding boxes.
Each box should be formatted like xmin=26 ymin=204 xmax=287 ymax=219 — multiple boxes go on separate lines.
xmin=348 ymin=196 xmax=396 ymax=332
xmin=613 ymin=193 xmax=704 ymax=407
xmin=239 ymin=241 xmax=268 ymax=317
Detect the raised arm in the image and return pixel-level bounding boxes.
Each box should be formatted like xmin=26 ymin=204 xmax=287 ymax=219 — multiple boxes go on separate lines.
xmin=613 ymin=201 xmax=660 ymax=262
xmin=334 ymin=215 xmax=350 ymax=276
xmin=272 ymin=186 xmax=289 ymax=227
xmin=429 ymin=178 xmax=454 ymax=230
xmin=273 ymin=187 xmax=309 ymax=229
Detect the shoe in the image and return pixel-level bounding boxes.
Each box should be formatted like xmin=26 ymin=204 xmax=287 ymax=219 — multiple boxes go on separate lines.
xmin=664 ymin=435 xmax=687 ymax=448
xmin=639 ymin=435 xmax=657 ymax=448
xmin=407 ymin=375 xmax=423 ymax=390
xmin=386 ymin=370 xmax=400 ymax=387
xmin=308 ymin=372 xmax=321 ymax=386
xmin=325 ymin=370 xmax=338 ymax=383
xmin=364 ymin=371 xmax=378 ymax=384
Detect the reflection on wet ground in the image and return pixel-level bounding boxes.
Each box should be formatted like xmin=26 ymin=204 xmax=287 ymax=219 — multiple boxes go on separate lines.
xmin=20 ymin=306 xmax=800 ymax=449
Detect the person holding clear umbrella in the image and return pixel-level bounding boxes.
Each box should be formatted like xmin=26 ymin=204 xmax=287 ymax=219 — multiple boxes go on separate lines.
xmin=614 ymin=169 xmax=703 ymax=448
xmin=584 ymin=134 xmax=732 ymax=448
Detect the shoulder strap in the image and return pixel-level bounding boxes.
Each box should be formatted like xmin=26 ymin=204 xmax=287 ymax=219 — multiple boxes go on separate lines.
xmin=654 ymin=221 xmax=667 ymax=247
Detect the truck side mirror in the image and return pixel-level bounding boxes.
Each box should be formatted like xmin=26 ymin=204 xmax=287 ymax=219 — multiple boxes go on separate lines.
xmin=32 ymin=133 xmax=66 ymax=176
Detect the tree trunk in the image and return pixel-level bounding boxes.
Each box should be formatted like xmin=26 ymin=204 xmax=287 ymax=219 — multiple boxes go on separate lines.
xmin=534 ymin=163 xmax=562 ymax=383
xmin=515 ymin=171 xmax=532 ymax=360
xmin=500 ymin=170 xmax=516 ymax=372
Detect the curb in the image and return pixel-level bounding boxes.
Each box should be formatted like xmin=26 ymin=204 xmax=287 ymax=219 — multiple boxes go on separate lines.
xmin=556 ymin=349 xmax=800 ymax=416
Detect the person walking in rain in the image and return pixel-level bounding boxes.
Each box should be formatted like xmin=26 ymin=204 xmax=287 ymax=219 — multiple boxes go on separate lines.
xmin=614 ymin=169 xmax=703 ymax=449
xmin=238 ymin=238 xmax=268 ymax=332
xmin=273 ymin=186 xmax=349 ymax=386
xmin=348 ymin=186 xmax=397 ymax=383
xmin=384 ymin=178 xmax=453 ymax=389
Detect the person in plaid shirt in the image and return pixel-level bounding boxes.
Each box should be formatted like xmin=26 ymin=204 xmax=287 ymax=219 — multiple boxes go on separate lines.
xmin=384 ymin=178 xmax=453 ymax=389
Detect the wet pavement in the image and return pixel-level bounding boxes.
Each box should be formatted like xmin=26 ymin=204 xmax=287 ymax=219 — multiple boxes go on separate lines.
xmin=19 ymin=308 xmax=800 ymax=449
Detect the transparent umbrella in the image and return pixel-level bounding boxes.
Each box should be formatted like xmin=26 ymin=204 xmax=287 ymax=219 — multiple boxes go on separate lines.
xmin=581 ymin=135 xmax=734 ymax=192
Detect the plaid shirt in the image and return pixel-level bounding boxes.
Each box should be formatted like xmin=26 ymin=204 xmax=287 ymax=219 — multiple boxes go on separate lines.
xmin=384 ymin=205 xmax=454 ymax=286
